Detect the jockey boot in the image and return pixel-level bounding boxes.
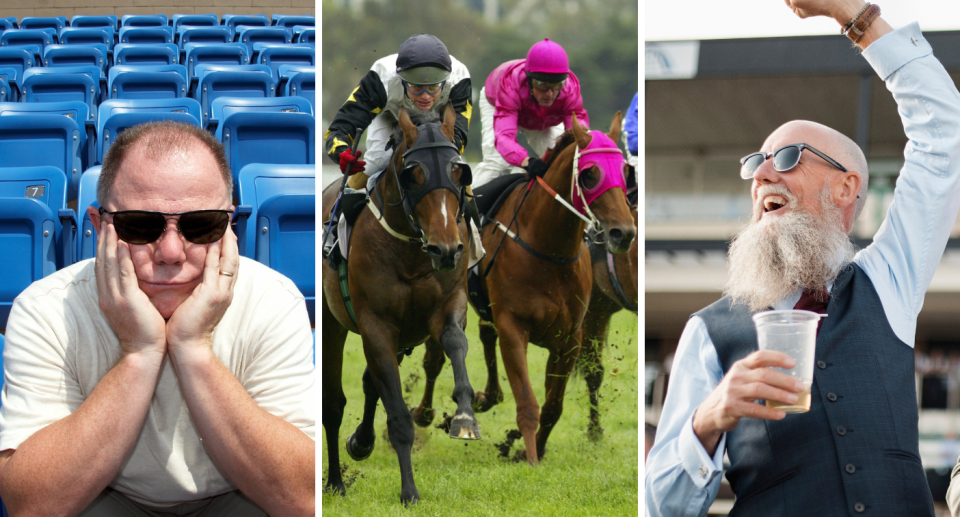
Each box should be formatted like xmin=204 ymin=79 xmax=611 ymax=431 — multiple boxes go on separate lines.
xmin=464 ymin=185 xmax=481 ymax=228
xmin=347 ymin=170 xmax=370 ymax=190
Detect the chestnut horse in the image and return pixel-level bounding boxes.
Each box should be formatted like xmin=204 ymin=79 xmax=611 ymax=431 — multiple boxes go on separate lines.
xmin=580 ymin=181 xmax=638 ymax=439
xmin=321 ymin=104 xmax=480 ymax=505
xmin=414 ymin=113 xmax=636 ymax=465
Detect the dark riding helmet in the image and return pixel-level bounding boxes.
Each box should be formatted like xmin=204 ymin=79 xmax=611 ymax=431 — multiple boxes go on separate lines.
xmin=396 ymin=33 xmax=452 ymax=85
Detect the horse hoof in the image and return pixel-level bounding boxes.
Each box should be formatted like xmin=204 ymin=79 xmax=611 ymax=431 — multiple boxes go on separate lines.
xmin=325 ymin=481 xmax=346 ymax=496
xmin=346 ymin=432 xmax=375 ymax=461
xmin=588 ymin=424 xmax=604 ymax=442
xmin=472 ymin=390 xmax=502 ymax=413
xmin=448 ymin=413 xmax=481 ymax=440
xmin=400 ymin=487 xmax=421 ymax=506
xmin=412 ymin=406 xmax=435 ymax=427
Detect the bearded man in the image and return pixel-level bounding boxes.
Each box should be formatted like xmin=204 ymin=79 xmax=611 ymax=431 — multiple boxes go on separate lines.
xmin=645 ymin=1 xmax=960 ymax=516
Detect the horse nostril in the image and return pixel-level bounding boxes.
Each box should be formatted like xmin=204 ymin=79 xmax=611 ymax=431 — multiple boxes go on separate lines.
xmin=426 ymin=245 xmax=443 ymax=258
xmin=608 ymin=228 xmax=623 ymax=243
xmin=456 ymin=244 xmax=464 ymax=255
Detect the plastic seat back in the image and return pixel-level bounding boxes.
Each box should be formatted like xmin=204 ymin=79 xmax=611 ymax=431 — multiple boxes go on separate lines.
xmin=121 ymin=15 xmax=168 ymax=27
xmin=258 ymin=45 xmax=314 ymax=83
xmin=0 ymin=117 xmax=83 ymax=201
xmin=179 ymin=27 xmax=232 ymax=48
xmin=43 ymin=44 xmax=107 ymax=71
xmin=235 ymin=27 xmax=290 ymax=55
xmin=71 ymin=15 xmax=118 ymax=30
xmin=118 ymin=26 xmax=173 ymax=45
xmin=224 ymin=15 xmax=270 ymax=33
xmin=98 ymin=111 xmax=199 ymax=164
xmin=21 ymin=70 xmax=98 ymax=123
xmin=59 ymin=27 xmax=115 ymax=50
xmin=77 ymin=166 xmax=100 ymax=260
xmin=98 ymin=98 xmax=202 ymax=135
xmin=172 ymin=14 xmax=219 ymax=32
xmin=272 ymin=15 xmax=315 ymax=28
xmin=0 ymin=48 xmax=34 ymax=80
xmin=108 ymin=64 xmax=187 ymax=100
xmin=1 ymin=30 xmax=54 ymax=55
xmin=184 ymin=44 xmax=249 ymax=85
xmin=0 ymin=101 xmax=92 ymax=170
xmin=114 ymin=43 xmax=178 ymax=65
xmin=20 ymin=17 xmax=66 ymax=33
xmin=219 ymin=112 xmax=314 ymax=191
xmin=296 ymin=28 xmax=315 ymax=46
xmin=197 ymin=68 xmax=275 ymax=128
xmin=285 ymin=71 xmax=315 ymax=112
xmin=257 ymin=193 xmax=315 ymax=317
xmin=209 ymin=96 xmax=311 ymax=130
xmin=0 ymin=197 xmax=56 ymax=328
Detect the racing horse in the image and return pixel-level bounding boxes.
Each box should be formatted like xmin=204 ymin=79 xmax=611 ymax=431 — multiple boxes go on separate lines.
xmin=321 ymin=103 xmax=481 ymax=505
xmin=414 ymin=113 xmax=636 ymax=465
xmin=579 ymin=168 xmax=638 ymax=440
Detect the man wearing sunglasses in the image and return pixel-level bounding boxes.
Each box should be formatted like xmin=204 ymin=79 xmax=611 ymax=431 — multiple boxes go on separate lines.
xmin=647 ymin=2 xmax=960 ymax=516
xmin=0 ymin=122 xmax=314 ymax=516
xmin=324 ymin=33 xmax=472 ymax=192
xmin=472 ymin=37 xmax=590 ymax=187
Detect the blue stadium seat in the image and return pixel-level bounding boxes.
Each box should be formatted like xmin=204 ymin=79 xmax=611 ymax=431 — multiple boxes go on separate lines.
xmin=272 ymin=15 xmax=315 ymax=28
xmin=183 ymin=44 xmax=249 ymax=87
xmin=70 ymin=15 xmax=118 ymax=31
xmin=294 ymin=27 xmax=314 ymax=46
xmin=285 ymin=70 xmax=315 ymax=112
xmin=98 ymin=97 xmax=202 ymax=133
xmin=172 ymin=14 xmax=220 ymax=32
xmin=43 ymin=44 xmax=107 ymax=71
xmin=0 ymin=165 xmax=77 ymax=282
xmin=196 ymin=67 xmax=275 ymax=128
xmin=0 ymin=68 xmax=19 ymax=102
xmin=21 ymin=68 xmax=100 ymax=123
xmin=0 ymin=18 xmax=16 ymax=33
xmin=0 ymin=198 xmax=57 ymax=328
xmin=0 ymin=117 xmax=84 ymax=201
xmin=235 ymin=27 xmax=290 ymax=56
xmin=59 ymin=27 xmax=114 ymax=50
xmin=77 ymin=166 xmax=100 ymax=260
xmin=234 ymin=163 xmax=315 ymax=320
xmin=98 ymin=111 xmax=199 ymax=164
xmin=258 ymin=45 xmax=314 ymax=83
xmin=1 ymin=29 xmax=55 ymax=55
xmin=217 ymin=111 xmax=314 ymax=192
xmin=209 ymin=96 xmax=312 ymax=131
xmin=119 ymin=26 xmax=173 ymax=45
xmin=0 ymin=48 xmax=34 ymax=82
xmin=108 ymin=64 xmax=187 ymax=100
xmin=179 ymin=26 xmax=232 ymax=48
xmin=223 ymin=15 xmax=270 ymax=33
xmin=121 ymin=14 xmax=168 ymax=27
xmin=114 ymin=43 xmax=178 ymax=65
xmin=0 ymin=101 xmax=95 ymax=172
xmin=20 ymin=17 xmax=66 ymax=34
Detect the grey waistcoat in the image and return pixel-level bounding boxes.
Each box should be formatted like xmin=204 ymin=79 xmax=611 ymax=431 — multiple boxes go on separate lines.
xmin=695 ymin=263 xmax=933 ymax=516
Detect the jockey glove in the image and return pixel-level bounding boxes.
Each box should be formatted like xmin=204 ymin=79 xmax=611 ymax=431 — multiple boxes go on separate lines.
xmin=524 ymin=157 xmax=549 ymax=179
xmin=338 ymin=148 xmax=366 ymax=176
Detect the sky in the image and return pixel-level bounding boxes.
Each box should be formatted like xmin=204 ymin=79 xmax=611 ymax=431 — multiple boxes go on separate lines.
xmin=646 ymin=0 xmax=960 ymax=41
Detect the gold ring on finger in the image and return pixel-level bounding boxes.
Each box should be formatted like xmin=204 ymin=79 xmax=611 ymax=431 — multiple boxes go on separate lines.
xmin=219 ymin=270 xmax=235 ymax=277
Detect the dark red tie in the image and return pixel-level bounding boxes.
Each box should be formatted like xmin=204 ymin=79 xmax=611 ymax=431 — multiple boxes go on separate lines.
xmin=794 ymin=288 xmax=829 ymax=334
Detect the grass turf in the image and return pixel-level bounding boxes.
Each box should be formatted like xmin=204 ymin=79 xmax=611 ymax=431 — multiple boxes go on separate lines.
xmin=321 ymin=308 xmax=639 ymax=516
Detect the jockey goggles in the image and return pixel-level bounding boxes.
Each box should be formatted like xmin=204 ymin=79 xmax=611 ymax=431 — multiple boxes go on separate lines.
xmin=531 ymin=78 xmax=565 ymax=92
xmin=99 ymin=208 xmax=233 ymax=245
xmin=740 ymin=143 xmax=848 ymax=180
xmin=404 ymin=81 xmax=445 ymax=96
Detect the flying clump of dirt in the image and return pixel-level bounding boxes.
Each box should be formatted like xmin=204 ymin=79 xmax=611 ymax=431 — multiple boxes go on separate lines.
xmin=494 ymin=429 xmax=523 ymax=459
xmin=340 ymin=462 xmax=364 ymax=488
xmin=435 ymin=412 xmax=453 ymax=434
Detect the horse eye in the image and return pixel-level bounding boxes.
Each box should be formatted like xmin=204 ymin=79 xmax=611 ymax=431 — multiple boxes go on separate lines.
xmin=401 ymin=166 xmax=424 ymax=189
xmin=579 ymin=168 xmax=601 ymax=190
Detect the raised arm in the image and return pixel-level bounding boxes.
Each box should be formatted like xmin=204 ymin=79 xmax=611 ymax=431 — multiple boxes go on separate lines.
xmin=325 ymin=69 xmax=389 ymax=164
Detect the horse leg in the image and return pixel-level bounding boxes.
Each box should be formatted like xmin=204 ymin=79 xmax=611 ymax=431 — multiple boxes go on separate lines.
xmin=362 ymin=327 xmax=420 ymax=505
xmin=496 ymin=315 xmax=541 ymax=465
xmin=472 ymin=321 xmax=504 ymax=412
xmin=438 ymin=320 xmax=481 ymax=440
xmin=536 ymin=337 xmax=582 ymax=460
xmin=412 ymin=337 xmax=445 ymax=427
xmin=581 ymin=308 xmax=612 ymax=441
xmin=321 ymin=295 xmax=349 ymax=496
xmin=345 ymin=366 xmax=379 ymax=461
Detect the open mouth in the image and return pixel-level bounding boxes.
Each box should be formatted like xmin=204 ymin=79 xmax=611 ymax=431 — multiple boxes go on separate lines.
xmin=762 ymin=195 xmax=789 ymax=214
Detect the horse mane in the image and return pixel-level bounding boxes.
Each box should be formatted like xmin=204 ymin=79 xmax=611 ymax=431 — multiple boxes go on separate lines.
xmin=544 ymin=130 xmax=578 ymax=167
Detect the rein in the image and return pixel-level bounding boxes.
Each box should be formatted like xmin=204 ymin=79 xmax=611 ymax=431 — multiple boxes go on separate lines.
xmin=605 ymin=250 xmax=637 ymax=312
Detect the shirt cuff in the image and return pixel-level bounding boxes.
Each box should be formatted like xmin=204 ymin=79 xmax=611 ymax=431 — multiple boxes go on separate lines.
xmin=862 ymin=22 xmax=933 ymax=81
xmin=679 ymin=410 xmax=725 ymax=488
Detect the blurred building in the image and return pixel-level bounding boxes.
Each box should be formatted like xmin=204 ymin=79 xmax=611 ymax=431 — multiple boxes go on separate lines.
xmin=645 ymin=30 xmax=960 ymax=512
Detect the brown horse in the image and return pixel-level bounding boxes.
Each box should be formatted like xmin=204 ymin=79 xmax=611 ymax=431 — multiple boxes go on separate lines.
xmin=414 ymin=113 xmax=636 ymax=465
xmin=321 ymin=104 xmax=480 ymax=505
xmin=580 ymin=197 xmax=638 ymax=439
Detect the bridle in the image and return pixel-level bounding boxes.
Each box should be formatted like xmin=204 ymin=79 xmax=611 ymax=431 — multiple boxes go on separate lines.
xmin=367 ymin=122 xmax=471 ymax=249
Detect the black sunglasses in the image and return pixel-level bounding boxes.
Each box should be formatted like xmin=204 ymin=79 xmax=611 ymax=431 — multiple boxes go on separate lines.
xmin=99 ymin=208 xmax=233 ymax=245
xmin=740 ymin=143 xmax=848 ymax=179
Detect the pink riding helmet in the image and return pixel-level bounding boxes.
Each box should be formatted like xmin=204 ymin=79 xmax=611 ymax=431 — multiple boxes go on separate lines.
xmin=572 ymin=131 xmax=627 ymax=215
xmin=526 ymin=38 xmax=570 ymax=75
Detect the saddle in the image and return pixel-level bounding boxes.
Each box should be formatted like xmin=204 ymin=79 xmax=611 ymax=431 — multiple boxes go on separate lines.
xmin=473 ymin=173 xmax=528 ymax=227
xmin=322 ymin=188 xmax=368 ymax=269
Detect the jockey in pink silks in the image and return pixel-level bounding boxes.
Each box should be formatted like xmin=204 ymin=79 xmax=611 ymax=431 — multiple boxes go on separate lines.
xmin=473 ymin=38 xmax=590 ymax=186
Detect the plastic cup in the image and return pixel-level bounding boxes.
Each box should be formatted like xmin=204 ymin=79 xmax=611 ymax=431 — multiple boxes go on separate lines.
xmin=751 ymin=310 xmax=821 ymax=413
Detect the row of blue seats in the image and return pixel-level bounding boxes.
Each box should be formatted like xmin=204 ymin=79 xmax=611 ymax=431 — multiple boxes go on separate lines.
xmin=0 ymin=96 xmax=316 ymax=200
xmin=0 ymin=162 xmax=316 ymax=328
xmin=1 ymin=14 xmax=314 ymax=32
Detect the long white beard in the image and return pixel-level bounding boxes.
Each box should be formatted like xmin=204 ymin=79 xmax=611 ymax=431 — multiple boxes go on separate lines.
xmin=725 ymin=184 xmax=856 ymax=312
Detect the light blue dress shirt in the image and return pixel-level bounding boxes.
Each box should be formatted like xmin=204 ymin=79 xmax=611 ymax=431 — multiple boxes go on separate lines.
xmin=645 ymin=22 xmax=960 ymax=517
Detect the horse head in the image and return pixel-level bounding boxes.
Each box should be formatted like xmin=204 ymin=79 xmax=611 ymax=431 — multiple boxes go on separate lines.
xmin=388 ymin=103 xmax=471 ymax=272
xmin=565 ymin=112 xmax=637 ymax=254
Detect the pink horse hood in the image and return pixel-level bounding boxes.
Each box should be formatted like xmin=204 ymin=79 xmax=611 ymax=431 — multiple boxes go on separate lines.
xmin=485 ymin=59 xmax=589 ymax=132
